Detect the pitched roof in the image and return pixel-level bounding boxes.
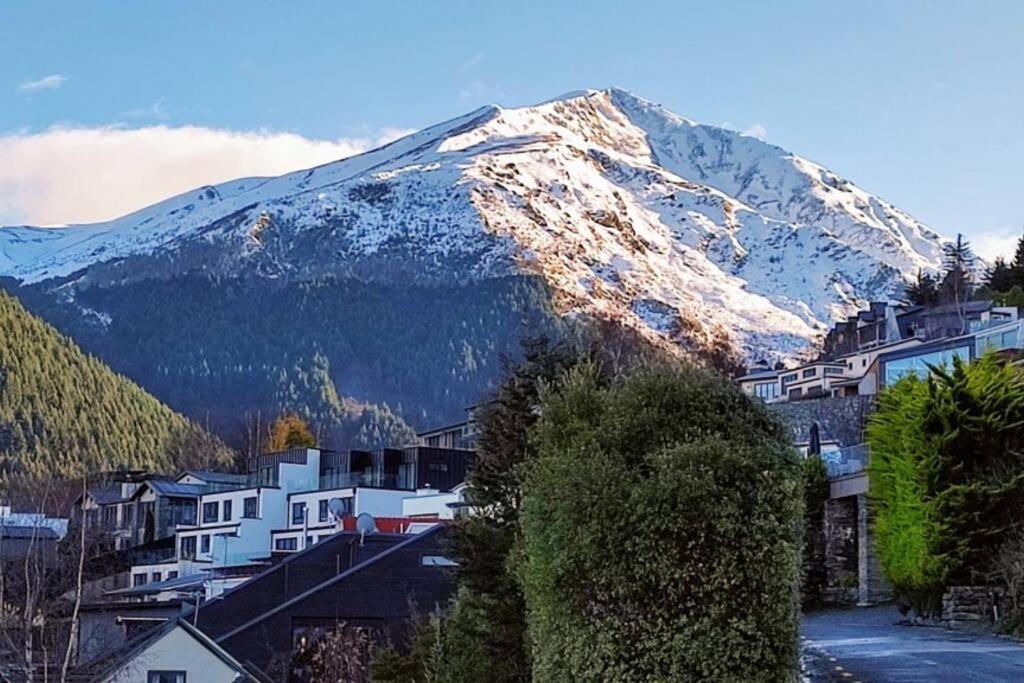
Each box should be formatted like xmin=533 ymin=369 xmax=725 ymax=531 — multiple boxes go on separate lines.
xmin=131 ymin=479 xmax=209 ymax=500
xmin=71 ymin=617 xmax=258 ymax=682
xmin=213 ymin=525 xmax=445 ymax=643
xmin=0 ymin=524 xmax=59 ymax=540
xmin=179 ymin=470 xmax=249 ymax=485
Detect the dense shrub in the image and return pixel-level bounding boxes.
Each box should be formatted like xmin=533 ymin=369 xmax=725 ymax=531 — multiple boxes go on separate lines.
xmin=868 ymin=352 xmax=1024 ymax=610
xmin=520 ymin=366 xmax=802 ymax=681
xmin=801 ymin=454 xmax=830 ymax=608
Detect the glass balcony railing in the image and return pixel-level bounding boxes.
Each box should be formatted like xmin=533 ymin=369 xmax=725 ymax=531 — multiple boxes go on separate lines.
xmin=822 ymin=444 xmax=870 ymax=478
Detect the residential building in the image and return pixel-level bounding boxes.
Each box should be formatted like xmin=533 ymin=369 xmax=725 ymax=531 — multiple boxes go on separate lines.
xmin=192 ymin=524 xmax=455 ymax=678
xmin=72 ymin=618 xmax=258 ymax=682
xmin=740 ymin=301 xmax=1023 ymax=404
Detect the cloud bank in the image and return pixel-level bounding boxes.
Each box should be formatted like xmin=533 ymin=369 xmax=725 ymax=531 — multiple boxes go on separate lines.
xmin=0 ymin=125 xmax=415 ymax=226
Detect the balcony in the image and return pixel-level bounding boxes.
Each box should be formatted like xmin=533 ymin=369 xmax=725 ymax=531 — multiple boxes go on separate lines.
xmin=823 ymin=444 xmax=869 ymax=479
xmin=318 ymin=471 xmax=402 ymax=490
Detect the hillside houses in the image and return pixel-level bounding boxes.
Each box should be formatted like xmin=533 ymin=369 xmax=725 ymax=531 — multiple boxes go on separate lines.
xmin=738 ymin=299 xmax=1022 ymax=404
xmin=64 ymin=433 xmax=476 ymax=681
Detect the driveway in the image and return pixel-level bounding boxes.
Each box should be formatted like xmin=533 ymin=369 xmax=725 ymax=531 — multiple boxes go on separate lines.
xmin=802 ymin=606 xmax=1024 ymax=682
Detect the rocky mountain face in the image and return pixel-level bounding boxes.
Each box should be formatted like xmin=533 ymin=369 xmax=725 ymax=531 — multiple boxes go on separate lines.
xmin=0 ymin=89 xmax=945 ymax=441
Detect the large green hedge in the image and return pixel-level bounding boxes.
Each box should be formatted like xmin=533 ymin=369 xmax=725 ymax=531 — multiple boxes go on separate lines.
xmin=520 ymin=366 xmax=802 ymax=681
xmin=867 ymin=352 xmax=1024 ymax=609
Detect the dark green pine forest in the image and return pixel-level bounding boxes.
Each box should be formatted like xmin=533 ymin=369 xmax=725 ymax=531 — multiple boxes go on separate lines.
xmin=0 ymin=289 xmax=233 ymax=480
xmin=3 ymin=274 xmax=568 ymax=452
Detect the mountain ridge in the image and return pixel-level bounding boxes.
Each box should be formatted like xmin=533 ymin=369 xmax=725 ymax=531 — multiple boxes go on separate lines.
xmin=0 ymin=88 xmax=947 ymax=440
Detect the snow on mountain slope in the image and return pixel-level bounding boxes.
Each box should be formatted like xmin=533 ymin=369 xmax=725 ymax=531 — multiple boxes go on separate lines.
xmin=0 ymin=89 xmax=945 ymax=361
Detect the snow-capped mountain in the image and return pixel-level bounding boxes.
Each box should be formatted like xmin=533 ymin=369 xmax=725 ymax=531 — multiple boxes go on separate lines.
xmin=0 ymin=89 xmax=944 ymax=365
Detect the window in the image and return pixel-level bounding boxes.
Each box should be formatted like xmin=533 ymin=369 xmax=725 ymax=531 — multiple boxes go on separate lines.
xmin=788 ymin=388 xmax=803 ymax=399
xmin=319 ymin=499 xmax=329 ymax=523
xmin=275 ymin=537 xmax=297 ymax=551
xmin=148 ymin=672 xmax=186 ymax=683
xmin=168 ymin=571 xmax=178 ymax=580
xmin=202 ymin=501 xmax=218 ymax=524
xmin=200 ymin=534 xmax=210 ymax=554
xmin=243 ymin=496 xmax=258 ymax=518
xmin=428 ymin=463 xmax=449 ymax=472
xmin=222 ymin=499 xmax=232 ymax=522
xmin=306 ymin=535 xmax=314 ymax=548
xmin=753 ymin=381 xmax=779 ymax=400
xmin=133 ymin=573 xmax=146 ymax=586
xmin=780 ymin=373 xmax=798 ymax=388
xmin=884 ymin=345 xmax=971 ymax=385
xmin=802 ymin=368 xmax=816 ymax=378
xmin=292 ymin=502 xmax=306 ymax=525
xmin=824 ymin=367 xmax=844 ymax=375
xmin=421 ymin=555 xmax=458 ymax=567
xmin=180 ymin=536 xmax=197 ymax=559
xmin=152 ymin=572 xmax=161 ymax=583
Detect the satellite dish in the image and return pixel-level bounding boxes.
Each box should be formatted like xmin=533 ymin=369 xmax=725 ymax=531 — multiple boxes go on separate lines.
xmin=355 ymin=512 xmax=377 ymax=535
xmin=328 ymin=498 xmax=347 ymax=520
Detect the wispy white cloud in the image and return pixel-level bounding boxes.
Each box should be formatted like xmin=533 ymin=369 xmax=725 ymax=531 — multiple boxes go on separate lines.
xmin=460 ymin=53 xmax=483 ymax=72
xmin=17 ymin=74 xmax=67 ymax=92
xmin=741 ymin=123 xmax=767 ymax=140
xmin=972 ymin=226 xmax=1022 ymax=262
xmin=0 ymin=124 xmax=415 ymax=226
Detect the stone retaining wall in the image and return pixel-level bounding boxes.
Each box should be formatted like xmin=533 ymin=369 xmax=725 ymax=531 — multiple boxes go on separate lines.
xmin=942 ymin=586 xmax=1007 ymax=628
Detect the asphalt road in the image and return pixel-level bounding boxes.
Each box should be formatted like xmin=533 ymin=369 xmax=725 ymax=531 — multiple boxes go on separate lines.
xmin=802 ymin=606 xmax=1024 ymax=682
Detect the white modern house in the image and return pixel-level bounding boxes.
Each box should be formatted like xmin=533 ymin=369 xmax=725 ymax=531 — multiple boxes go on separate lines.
xmin=120 ymin=446 xmax=475 ymax=597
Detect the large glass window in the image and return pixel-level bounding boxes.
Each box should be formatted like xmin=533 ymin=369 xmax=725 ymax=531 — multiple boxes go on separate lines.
xmin=275 ymin=537 xmax=297 ymax=551
xmin=753 ymin=381 xmax=779 ymax=400
xmin=802 ymin=368 xmax=816 ymax=378
xmin=780 ymin=373 xmax=798 ymax=389
xmin=884 ymin=345 xmax=971 ymax=385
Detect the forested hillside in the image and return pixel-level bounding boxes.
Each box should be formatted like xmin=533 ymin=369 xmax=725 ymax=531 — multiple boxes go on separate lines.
xmin=5 ymin=274 xmax=567 ymax=446
xmin=0 ymin=289 xmax=233 ymax=480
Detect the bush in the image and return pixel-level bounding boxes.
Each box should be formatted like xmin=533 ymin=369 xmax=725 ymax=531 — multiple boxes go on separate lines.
xmin=868 ymin=352 xmax=1024 ymax=610
xmin=520 ymin=365 xmax=802 ymax=681
xmin=801 ymin=454 xmax=830 ymax=608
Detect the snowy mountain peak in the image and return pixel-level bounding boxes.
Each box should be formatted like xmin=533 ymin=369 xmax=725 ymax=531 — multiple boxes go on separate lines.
xmin=0 ymin=88 xmax=945 ymax=362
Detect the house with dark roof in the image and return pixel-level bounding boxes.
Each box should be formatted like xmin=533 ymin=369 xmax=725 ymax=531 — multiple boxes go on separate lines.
xmin=192 ymin=524 xmax=455 ymax=679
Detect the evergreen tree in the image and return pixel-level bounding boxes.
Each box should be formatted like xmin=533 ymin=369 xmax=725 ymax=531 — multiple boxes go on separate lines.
xmin=867 ymin=352 xmax=1024 ymax=611
xmin=938 ymin=233 xmax=976 ymax=308
xmin=905 ymin=269 xmax=939 ymax=307
xmin=1012 ymin=230 xmax=1024 ymax=287
xmin=986 ymin=257 xmax=1016 ymax=293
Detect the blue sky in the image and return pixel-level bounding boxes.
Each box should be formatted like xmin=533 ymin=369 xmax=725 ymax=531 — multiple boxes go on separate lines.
xmin=2 ymin=1 xmax=1022 ymax=257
